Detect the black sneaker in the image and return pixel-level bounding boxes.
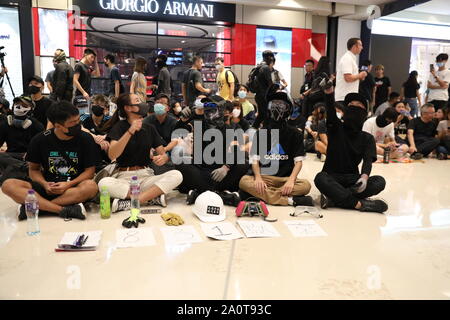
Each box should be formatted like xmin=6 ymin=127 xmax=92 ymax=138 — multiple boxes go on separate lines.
xmin=293 ymin=195 xmax=314 ymax=207
xmin=186 ymin=189 xmax=199 ymax=205
xmin=437 ymin=153 xmax=446 ymax=160
xmin=112 ymin=199 xmax=131 ymax=213
xmin=147 ymin=194 xmax=167 ymax=207
xmin=218 ymin=190 xmax=241 ymax=207
xmin=411 ymin=152 xmax=423 ymax=160
xmin=359 ymin=199 xmax=388 ymax=213
xmin=320 ymin=194 xmax=334 ymax=209
xmin=59 ymin=203 xmax=87 ymax=220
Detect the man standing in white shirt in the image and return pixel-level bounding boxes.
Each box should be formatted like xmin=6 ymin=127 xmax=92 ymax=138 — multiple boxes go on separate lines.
xmin=428 ymin=53 xmax=450 ymax=110
xmin=335 ymin=38 xmax=368 ymax=102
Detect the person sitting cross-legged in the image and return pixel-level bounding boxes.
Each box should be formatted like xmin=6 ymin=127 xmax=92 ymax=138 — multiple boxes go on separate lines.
xmin=1 ymin=101 xmax=100 ymax=220
xmin=314 ymin=87 xmax=388 ymax=214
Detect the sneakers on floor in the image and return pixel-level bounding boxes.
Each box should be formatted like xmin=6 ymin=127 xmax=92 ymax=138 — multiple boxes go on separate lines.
xmin=320 ymin=154 xmax=327 ymax=162
xmin=359 ymin=199 xmax=388 ymax=214
xmin=112 ymin=199 xmax=131 ymax=213
xmin=148 ymin=194 xmax=167 ymax=207
xmin=410 ymin=152 xmax=423 ymax=160
xmin=292 ymin=195 xmax=314 ymax=207
xmin=186 ymin=189 xmax=199 ymax=205
xmin=320 ymin=193 xmax=334 ymax=209
xmin=217 ymin=190 xmax=241 ymax=207
xmin=59 ymin=203 xmax=87 ymax=220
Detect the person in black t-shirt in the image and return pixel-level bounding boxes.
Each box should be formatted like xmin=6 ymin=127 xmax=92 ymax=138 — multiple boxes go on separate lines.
xmin=181 ymin=56 xmax=211 ymax=107
xmin=51 ymin=49 xmax=74 ymax=102
xmin=314 ymin=87 xmax=388 ymax=213
xmin=374 ymin=65 xmax=392 ymax=109
xmin=358 ymin=60 xmax=376 ymax=114
xmin=73 ymin=49 xmax=100 ymax=114
xmin=98 ymin=93 xmax=182 ymax=213
xmin=239 ymin=86 xmax=312 ymax=206
xmin=104 ymin=54 xmax=125 ymax=99
xmin=27 ymin=75 xmax=52 ymax=128
xmin=401 ymin=71 xmax=421 ymax=118
xmin=1 ymin=101 xmax=99 ymax=221
xmin=407 ymin=103 xmax=440 ymax=160
xmin=252 ymin=50 xmax=275 ymax=129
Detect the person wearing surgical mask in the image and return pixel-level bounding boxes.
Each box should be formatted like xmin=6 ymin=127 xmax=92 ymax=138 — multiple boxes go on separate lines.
xmin=170 ymin=101 xmax=182 ymax=120
xmin=314 ymin=87 xmax=388 ymax=214
xmin=27 ymin=75 xmax=53 ymax=128
xmin=229 ymin=101 xmax=250 ymax=132
xmin=1 ymin=101 xmax=99 ymax=221
xmin=215 ymin=56 xmax=235 ymax=101
xmin=237 ymin=84 xmax=255 ymax=124
xmin=428 ymin=53 xmax=450 ymax=111
xmin=98 ymin=93 xmax=182 ymax=213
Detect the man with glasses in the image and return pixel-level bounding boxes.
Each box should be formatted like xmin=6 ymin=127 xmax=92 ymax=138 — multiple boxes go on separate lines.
xmin=407 ymin=103 xmax=440 ymax=160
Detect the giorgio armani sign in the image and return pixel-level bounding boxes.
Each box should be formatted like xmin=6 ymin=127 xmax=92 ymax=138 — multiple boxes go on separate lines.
xmin=73 ymin=0 xmax=236 ymax=23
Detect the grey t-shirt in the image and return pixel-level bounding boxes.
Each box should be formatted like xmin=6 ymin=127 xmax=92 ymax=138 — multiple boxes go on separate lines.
xmin=437 ymin=120 xmax=449 ymax=133
xmin=157 ymin=67 xmax=172 ymax=96
xmin=374 ymin=101 xmax=390 ymax=117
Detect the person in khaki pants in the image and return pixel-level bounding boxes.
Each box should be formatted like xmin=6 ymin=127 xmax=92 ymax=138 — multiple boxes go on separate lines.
xmin=239 ymin=86 xmax=313 ymax=207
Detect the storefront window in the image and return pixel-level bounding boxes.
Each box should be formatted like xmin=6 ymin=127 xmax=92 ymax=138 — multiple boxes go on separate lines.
xmin=73 ymin=16 xmax=232 ymax=97
xmin=0 ymin=6 xmax=23 ymax=102
xmin=38 ymin=8 xmax=69 ymax=56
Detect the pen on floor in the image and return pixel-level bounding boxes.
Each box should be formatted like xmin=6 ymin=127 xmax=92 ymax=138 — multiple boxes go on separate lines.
xmin=82 ymin=235 xmax=89 ymax=246
xmin=77 ymin=234 xmax=85 ymax=247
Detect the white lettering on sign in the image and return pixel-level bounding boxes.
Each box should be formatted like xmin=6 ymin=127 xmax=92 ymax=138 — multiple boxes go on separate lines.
xmin=99 ymin=0 xmax=214 ymax=18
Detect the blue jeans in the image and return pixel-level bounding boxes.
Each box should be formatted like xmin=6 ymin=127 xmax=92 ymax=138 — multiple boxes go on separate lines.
xmin=405 ymin=98 xmax=418 ymax=118
xmin=437 ymin=145 xmax=448 ymax=155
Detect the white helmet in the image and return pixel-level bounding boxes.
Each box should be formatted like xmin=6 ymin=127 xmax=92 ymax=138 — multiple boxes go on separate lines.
xmin=192 ymin=191 xmax=226 ymax=223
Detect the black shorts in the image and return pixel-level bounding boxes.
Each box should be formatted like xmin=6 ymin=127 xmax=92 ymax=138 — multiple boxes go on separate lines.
xmin=30 ymin=181 xmax=59 ymax=201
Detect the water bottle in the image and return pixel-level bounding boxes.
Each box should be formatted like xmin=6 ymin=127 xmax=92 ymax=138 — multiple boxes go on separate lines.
xmin=383 ymin=147 xmax=391 ymax=164
xmin=130 ymin=176 xmax=140 ymax=216
xmin=25 ymin=190 xmax=40 ymax=236
xmin=100 ymin=186 xmax=111 ymax=219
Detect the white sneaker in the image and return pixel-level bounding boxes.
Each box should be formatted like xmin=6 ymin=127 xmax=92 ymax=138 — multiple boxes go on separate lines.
xmin=148 ymin=194 xmax=167 ymax=207
xmin=111 ymin=199 xmax=131 ymax=213
xmin=320 ymin=154 xmax=327 ymax=162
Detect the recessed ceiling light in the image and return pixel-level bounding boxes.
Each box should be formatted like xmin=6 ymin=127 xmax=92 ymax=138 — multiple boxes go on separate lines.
xmin=181 ymin=40 xmax=186 ymax=43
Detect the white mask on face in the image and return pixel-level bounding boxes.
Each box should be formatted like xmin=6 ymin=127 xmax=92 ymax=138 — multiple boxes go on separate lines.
xmin=232 ymin=108 xmax=241 ymax=118
xmin=215 ymin=64 xmax=222 ymax=71
xmin=194 ymin=99 xmax=204 ymax=109
xmin=238 ymin=91 xmax=247 ymax=99
xmin=13 ymin=104 xmax=32 ymax=117
xmin=336 ymin=112 xmax=343 ymax=120
xmin=174 ymin=106 xmax=182 ymax=113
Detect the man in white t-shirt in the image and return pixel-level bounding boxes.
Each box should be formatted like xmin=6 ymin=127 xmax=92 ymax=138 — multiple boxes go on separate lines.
xmin=363 ymin=107 xmax=409 ymax=159
xmin=428 ymin=53 xmax=450 ymax=110
xmin=335 ymin=38 xmax=368 ymax=102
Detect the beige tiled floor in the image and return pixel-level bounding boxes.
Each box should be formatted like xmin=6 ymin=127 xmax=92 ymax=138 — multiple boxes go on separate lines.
xmin=1 ymin=154 xmax=449 ymax=300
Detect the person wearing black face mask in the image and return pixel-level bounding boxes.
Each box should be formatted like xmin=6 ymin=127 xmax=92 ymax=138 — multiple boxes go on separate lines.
xmin=98 ymin=93 xmax=182 ymax=213
xmin=28 ymin=75 xmax=52 ymax=128
xmin=314 ymin=88 xmax=388 ymax=214
xmin=363 ymin=107 xmax=410 ymax=159
xmin=1 ymin=101 xmax=100 ymax=221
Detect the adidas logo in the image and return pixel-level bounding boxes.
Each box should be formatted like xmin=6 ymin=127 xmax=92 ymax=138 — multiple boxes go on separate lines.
xmin=264 ymin=143 xmax=289 ymax=161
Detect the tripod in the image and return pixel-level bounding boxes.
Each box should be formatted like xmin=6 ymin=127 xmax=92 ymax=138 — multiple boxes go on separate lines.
xmin=0 ymin=51 xmax=15 ymax=98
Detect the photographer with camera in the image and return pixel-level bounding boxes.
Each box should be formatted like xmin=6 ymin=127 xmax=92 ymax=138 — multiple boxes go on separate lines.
xmin=0 ymin=46 xmax=15 ymax=99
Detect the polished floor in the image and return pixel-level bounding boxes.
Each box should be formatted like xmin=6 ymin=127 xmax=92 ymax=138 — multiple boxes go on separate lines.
xmin=0 ymin=154 xmax=449 ymax=300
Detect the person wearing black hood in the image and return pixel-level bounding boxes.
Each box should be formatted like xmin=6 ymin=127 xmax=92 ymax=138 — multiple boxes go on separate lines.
xmin=176 ymin=95 xmax=250 ymax=207
xmin=239 ymin=85 xmax=312 ymax=206
xmin=314 ymin=86 xmax=388 ymax=213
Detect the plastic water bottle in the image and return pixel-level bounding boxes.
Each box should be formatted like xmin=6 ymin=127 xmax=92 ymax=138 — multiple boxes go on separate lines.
xmin=100 ymin=186 xmax=111 ymax=219
xmin=383 ymin=147 xmax=391 ymax=164
xmin=25 ymin=190 xmax=40 ymax=236
xmin=130 ymin=176 xmax=140 ymax=216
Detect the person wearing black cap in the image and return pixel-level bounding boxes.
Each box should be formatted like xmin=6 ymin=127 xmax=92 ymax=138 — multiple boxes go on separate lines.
xmin=314 ymin=87 xmax=388 ymax=213
xmin=28 ymin=75 xmax=53 ymax=128
xmin=0 ymin=97 xmax=10 ymax=121
xmin=0 ymin=95 xmax=44 ymax=183
xmin=239 ymin=84 xmax=312 ymax=206
xmin=176 ymin=95 xmax=250 ymax=207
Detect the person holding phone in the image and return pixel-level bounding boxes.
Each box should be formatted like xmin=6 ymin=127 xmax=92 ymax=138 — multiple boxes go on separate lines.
xmin=428 ymin=53 xmax=450 ymax=110
xmin=359 ymin=60 xmax=376 ymax=115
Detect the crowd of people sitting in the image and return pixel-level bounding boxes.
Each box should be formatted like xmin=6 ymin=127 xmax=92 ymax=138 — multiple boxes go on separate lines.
xmin=0 ymin=39 xmax=449 ymax=222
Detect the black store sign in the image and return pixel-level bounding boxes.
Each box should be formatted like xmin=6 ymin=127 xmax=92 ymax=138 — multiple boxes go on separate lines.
xmin=73 ymin=0 xmax=236 ymax=24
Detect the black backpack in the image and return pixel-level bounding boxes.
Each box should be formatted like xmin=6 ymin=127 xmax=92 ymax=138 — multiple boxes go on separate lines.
xmin=246 ymin=64 xmax=262 ymax=93
xmin=224 ymin=69 xmax=240 ymax=97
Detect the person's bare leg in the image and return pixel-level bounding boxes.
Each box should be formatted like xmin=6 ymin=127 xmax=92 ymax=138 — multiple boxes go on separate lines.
xmin=52 ymin=180 xmax=99 ymax=206
xmin=1 ymin=179 xmax=61 ymax=214
xmin=376 ymin=146 xmax=384 ymax=156
xmin=315 ymin=141 xmax=327 ymax=155
xmin=390 ymin=144 xmax=409 ymax=159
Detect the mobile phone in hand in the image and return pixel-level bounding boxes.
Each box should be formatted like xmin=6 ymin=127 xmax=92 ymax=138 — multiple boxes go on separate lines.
xmin=430 ymin=64 xmax=435 ymax=72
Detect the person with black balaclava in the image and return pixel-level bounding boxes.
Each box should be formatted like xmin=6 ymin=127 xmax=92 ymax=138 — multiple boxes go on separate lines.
xmin=175 ymin=95 xmax=250 ymax=207
xmin=252 ymin=50 xmax=275 ymax=129
xmin=51 ymin=49 xmax=74 ymax=102
xmin=0 ymin=95 xmax=44 ymax=183
xmin=239 ymin=85 xmax=313 ymax=206
xmin=314 ymin=86 xmax=388 ymax=214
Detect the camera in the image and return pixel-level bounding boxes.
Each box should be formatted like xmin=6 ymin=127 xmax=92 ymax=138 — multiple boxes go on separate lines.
xmin=0 ymin=46 xmax=5 ymax=59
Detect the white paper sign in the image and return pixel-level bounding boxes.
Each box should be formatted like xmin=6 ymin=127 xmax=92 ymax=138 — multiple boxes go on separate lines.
xmin=237 ymin=220 xmax=281 ymax=238
xmin=116 ymin=228 xmax=156 ymax=248
xmin=200 ymin=222 xmax=243 ymax=241
xmin=284 ymin=220 xmax=327 ymax=237
xmin=160 ymin=225 xmax=203 ymax=245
